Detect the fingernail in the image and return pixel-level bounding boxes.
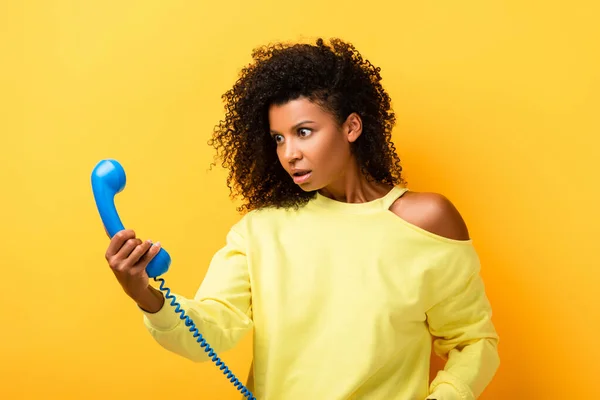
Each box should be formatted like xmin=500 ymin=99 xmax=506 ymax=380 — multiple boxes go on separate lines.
xmin=155 ymin=241 xmax=161 ymax=248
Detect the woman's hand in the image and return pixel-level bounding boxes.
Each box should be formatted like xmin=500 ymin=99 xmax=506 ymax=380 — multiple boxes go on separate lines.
xmin=104 ymin=229 xmax=164 ymax=311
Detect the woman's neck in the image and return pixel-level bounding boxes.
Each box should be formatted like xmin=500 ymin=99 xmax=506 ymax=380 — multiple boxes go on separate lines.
xmin=318 ymin=160 xmax=393 ymax=204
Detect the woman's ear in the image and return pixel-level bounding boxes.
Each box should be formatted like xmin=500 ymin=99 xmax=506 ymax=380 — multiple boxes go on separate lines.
xmin=344 ymin=112 xmax=363 ymax=143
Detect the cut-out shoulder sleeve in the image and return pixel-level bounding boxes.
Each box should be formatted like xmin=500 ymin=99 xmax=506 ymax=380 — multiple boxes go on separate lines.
xmin=389 ymin=191 xmax=471 ymax=241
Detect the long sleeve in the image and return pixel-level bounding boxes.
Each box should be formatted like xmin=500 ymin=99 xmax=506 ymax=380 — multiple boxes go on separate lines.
xmin=140 ymin=225 xmax=253 ymax=363
xmin=424 ymin=243 xmax=500 ymax=399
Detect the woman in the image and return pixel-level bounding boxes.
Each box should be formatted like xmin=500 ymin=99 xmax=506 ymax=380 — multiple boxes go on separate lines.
xmin=104 ymin=38 xmax=499 ymax=399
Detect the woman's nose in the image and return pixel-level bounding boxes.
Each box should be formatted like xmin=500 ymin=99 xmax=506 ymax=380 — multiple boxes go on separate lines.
xmin=284 ymin=141 xmax=302 ymax=163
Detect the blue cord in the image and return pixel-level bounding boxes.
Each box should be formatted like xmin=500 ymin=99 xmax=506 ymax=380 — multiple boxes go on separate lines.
xmin=154 ymin=277 xmax=257 ymax=400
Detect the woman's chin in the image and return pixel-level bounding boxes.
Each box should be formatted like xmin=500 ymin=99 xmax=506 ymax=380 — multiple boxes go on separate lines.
xmin=296 ymin=179 xmax=320 ymax=192
xmin=297 ymin=182 xmax=315 ymax=191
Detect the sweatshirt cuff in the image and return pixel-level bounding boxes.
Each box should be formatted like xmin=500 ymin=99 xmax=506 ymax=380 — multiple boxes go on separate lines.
xmin=427 ymin=383 xmax=462 ymax=399
xmin=428 ymin=367 xmax=478 ymax=400
xmin=140 ymin=298 xmax=182 ymax=331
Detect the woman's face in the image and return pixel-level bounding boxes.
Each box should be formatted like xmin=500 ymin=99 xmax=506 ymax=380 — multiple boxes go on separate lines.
xmin=268 ymin=97 xmax=362 ymax=192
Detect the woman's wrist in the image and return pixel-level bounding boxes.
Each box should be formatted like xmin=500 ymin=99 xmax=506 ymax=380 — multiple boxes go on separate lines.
xmin=135 ymin=285 xmax=165 ymax=313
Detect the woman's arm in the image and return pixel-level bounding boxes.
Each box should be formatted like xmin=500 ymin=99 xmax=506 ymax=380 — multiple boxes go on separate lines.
xmin=425 ymin=264 xmax=500 ymax=399
xmin=391 ymin=192 xmax=500 ymax=399
xmin=141 ymin=225 xmax=254 ymax=363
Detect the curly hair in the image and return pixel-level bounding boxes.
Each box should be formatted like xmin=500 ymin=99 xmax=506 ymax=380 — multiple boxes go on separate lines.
xmin=208 ymin=37 xmax=406 ymax=213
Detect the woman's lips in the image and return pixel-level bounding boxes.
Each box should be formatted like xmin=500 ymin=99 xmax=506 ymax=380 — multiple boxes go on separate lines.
xmin=292 ymin=171 xmax=312 ymax=184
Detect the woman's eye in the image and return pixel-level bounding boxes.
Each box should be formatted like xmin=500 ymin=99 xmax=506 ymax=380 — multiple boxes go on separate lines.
xmin=298 ymin=128 xmax=311 ymax=137
xmin=273 ymin=134 xmax=284 ymax=143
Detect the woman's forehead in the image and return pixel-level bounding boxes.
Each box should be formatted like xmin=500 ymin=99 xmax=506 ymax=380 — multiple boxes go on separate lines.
xmin=268 ymin=98 xmax=333 ymax=125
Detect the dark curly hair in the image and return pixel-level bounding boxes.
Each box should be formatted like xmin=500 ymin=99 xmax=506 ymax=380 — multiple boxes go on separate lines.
xmin=208 ymin=37 xmax=406 ymax=213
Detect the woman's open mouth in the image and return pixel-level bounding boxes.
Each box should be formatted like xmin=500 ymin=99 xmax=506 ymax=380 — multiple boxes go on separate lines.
xmin=292 ymin=170 xmax=312 ymax=184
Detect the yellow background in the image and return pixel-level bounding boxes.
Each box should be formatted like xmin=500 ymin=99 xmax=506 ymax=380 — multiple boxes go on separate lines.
xmin=1 ymin=1 xmax=598 ymax=398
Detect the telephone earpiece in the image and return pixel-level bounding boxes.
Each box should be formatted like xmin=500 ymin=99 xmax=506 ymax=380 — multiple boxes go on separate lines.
xmin=90 ymin=158 xmax=256 ymax=399
xmin=91 ymin=159 xmax=171 ymax=278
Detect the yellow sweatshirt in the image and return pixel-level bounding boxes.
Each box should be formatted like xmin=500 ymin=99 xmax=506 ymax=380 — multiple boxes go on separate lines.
xmin=142 ymin=186 xmax=500 ymax=399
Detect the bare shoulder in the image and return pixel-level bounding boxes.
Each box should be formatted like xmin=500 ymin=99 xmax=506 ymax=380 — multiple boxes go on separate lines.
xmin=389 ymin=190 xmax=470 ymax=241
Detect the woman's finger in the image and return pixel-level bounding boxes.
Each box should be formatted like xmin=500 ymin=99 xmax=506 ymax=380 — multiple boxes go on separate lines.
xmin=132 ymin=242 xmax=161 ymax=272
xmin=105 ymin=229 xmax=136 ymax=259
xmin=123 ymin=240 xmax=154 ymax=268
xmin=114 ymin=238 xmax=142 ymax=262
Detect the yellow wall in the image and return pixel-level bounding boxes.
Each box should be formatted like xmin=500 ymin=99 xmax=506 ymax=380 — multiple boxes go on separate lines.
xmin=1 ymin=1 xmax=598 ymax=398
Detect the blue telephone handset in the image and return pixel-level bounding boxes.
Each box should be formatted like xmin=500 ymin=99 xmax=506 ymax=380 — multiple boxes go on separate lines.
xmin=91 ymin=159 xmax=256 ymax=400
xmin=91 ymin=159 xmax=171 ymax=278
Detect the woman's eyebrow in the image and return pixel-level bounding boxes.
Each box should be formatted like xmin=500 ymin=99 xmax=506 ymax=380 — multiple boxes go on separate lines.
xmin=270 ymin=120 xmax=316 ymax=134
